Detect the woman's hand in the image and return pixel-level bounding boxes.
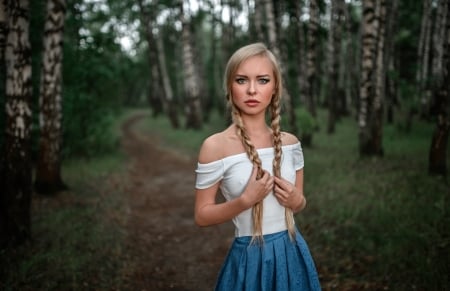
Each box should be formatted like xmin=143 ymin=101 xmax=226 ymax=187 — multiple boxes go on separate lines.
xmin=273 ymin=176 xmax=305 ymax=212
xmin=241 ymin=165 xmax=274 ymax=208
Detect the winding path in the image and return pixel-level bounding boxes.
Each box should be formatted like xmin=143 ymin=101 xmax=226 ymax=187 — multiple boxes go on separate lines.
xmin=120 ymin=112 xmax=232 ymax=290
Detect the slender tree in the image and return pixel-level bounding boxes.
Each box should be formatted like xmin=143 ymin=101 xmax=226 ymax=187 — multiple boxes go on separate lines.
xmin=358 ymin=0 xmax=383 ymax=156
xmin=327 ymin=0 xmax=344 ymax=134
xmin=292 ymin=0 xmax=307 ymax=108
xmin=0 ymin=0 xmax=6 ymax=60
xmin=137 ymin=0 xmax=166 ymax=120
xmin=262 ymin=0 xmax=298 ymax=136
xmin=305 ymin=0 xmax=318 ymax=119
xmin=34 ymin=0 xmax=67 ymax=195
xmin=385 ymin=0 xmax=399 ymax=124
xmin=180 ymin=0 xmax=202 ymax=129
xmin=428 ymin=0 xmax=450 ymax=176
xmin=416 ymin=0 xmax=433 ymax=118
xmin=0 ymin=0 xmax=33 ymax=246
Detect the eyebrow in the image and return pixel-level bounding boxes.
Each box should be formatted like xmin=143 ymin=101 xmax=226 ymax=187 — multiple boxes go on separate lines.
xmin=235 ymin=74 xmax=271 ymax=78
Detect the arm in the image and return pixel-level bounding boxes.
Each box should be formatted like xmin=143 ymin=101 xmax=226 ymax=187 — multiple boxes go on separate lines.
xmin=195 ymin=165 xmax=274 ymax=227
xmin=273 ymin=169 xmax=306 ymax=213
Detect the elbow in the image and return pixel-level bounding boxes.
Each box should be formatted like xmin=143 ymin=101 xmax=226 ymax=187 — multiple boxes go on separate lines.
xmin=194 ymin=213 xmax=210 ymax=227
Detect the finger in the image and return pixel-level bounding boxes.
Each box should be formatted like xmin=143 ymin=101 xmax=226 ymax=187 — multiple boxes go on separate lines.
xmin=250 ymin=165 xmax=259 ymax=180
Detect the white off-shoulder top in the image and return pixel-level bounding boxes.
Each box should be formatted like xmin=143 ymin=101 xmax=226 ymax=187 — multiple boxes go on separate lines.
xmin=195 ymin=142 xmax=304 ymax=237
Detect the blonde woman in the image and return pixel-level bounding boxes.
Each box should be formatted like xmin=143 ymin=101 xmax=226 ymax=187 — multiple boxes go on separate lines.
xmin=195 ymin=43 xmax=321 ymax=290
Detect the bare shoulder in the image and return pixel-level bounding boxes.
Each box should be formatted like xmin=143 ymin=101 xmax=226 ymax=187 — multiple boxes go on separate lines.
xmin=281 ymin=131 xmax=300 ymax=146
xmin=198 ymin=133 xmax=225 ymax=163
xmin=198 ymin=125 xmax=243 ymax=163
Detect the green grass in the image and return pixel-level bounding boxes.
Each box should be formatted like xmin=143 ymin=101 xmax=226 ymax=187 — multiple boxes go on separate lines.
xmin=1 ymin=107 xmax=448 ymax=290
xmin=0 ymin=111 xmax=129 ymax=291
xmin=139 ymin=108 xmax=449 ymax=289
xmin=298 ymin=111 xmax=449 ymax=289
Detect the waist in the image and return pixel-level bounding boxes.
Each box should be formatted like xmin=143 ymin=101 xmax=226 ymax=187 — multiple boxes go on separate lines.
xmin=232 ymin=213 xmax=293 ymax=237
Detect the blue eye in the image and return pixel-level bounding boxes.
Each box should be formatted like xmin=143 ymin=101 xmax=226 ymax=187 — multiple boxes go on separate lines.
xmin=235 ymin=78 xmax=246 ymax=84
xmin=259 ymin=78 xmax=270 ymax=84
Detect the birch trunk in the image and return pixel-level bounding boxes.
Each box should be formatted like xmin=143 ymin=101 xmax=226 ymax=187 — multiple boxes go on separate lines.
xmin=34 ymin=0 xmax=67 ymax=195
xmin=305 ymin=0 xmax=318 ymax=118
xmin=180 ymin=1 xmax=202 ymax=129
xmin=429 ymin=0 xmax=450 ymax=176
xmin=358 ymin=0 xmax=381 ymax=156
xmin=371 ymin=0 xmax=386 ymax=155
xmin=417 ymin=0 xmax=433 ymax=117
xmin=0 ymin=0 xmax=6 ymax=60
xmin=293 ymin=0 xmax=307 ymax=107
xmin=156 ymin=32 xmax=179 ymax=128
xmin=137 ymin=0 xmax=177 ymax=125
xmin=0 ymin=0 xmax=33 ymax=246
xmin=385 ymin=0 xmax=399 ymax=124
xmin=327 ymin=0 xmax=344 ymax=134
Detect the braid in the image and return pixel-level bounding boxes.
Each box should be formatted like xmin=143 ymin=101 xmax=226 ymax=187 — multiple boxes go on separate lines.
xmin=231 ymin=104 xmax=264 ymax=242
xmin=271 ymin=98 xmax=296 ymax=241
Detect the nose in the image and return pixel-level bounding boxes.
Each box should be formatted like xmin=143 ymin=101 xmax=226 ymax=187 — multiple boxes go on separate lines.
xmin=247 ymin=81 xmax=256 ymax=95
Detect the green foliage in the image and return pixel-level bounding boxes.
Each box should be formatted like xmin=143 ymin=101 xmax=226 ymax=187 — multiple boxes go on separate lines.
xmin=296 ymin=107 xmax=316 ymax=135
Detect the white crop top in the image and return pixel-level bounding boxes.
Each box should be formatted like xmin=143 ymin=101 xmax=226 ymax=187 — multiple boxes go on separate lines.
xmin=195 ymin=142 xmax=304 ymax=237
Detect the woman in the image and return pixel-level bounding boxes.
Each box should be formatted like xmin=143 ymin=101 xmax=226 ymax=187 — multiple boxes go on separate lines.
xmin=195 ymin=43 xmax=321 ymax=290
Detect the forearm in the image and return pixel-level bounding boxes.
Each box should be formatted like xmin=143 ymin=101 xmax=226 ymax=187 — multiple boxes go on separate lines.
xmin=291 ymin=195 xmax=306 ymax=213
xmin=195 ymin=196 xmax=250 ymax=227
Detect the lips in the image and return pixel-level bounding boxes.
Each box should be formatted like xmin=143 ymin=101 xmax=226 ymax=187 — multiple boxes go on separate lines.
xmin=244 ymin=100 xmax=260 ymax=106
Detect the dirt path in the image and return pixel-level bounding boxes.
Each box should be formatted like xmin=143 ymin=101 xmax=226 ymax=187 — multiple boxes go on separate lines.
xmin=120 ymin=112 xmax=233 ymax=291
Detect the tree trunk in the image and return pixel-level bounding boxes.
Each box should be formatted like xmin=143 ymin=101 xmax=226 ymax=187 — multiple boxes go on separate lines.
xmin=327 ymin=0 xmax=344 ymax=134
xmin=429 ymin=0 xmax=450 ymax=176
xmin=0 ymin=0 xmax=33 ymax=246
xmin=292 ymin=0 xmax=307 ymax=108
xmin=417 ymin=0 xmax=433 ymax=118
xmin=371 ymin=0 xmax=386 ymax=155
xmin=262 ymin=0 xmax=298 ymax=136
xmin=385 ymin=0 xmax=399 ymax=124
xmin=0 ymin=0 xmax=6 ymax=60
xmin=305 ymin=0 xmax=318 ymax=119
xmin=358 ymin=0 xmax=383 ymax=156
xmin=155 ymin=32 xmax=180 ymax=129
xmin=0 ymin=0 xmax=6 ymax=100
xmin=180 ymin=1 xmax=202 ymax=129
xmin=251 ymin=0 xmax=265 ymax=43
xmin=138 ymin=0 xmax=179 ymax=128
xmin=34 ymin=0 xmax=67 ymax=195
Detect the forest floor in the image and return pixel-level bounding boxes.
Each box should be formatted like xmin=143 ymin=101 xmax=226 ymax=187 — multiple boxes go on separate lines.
xmin=115 ymin=112 xmax=383 ymax=290
xmin=118 ymin=112 xmax=233 ymax=290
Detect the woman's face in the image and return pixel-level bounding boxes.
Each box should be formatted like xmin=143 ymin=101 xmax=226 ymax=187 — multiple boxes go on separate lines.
xmin=230 ymin=55 xmax=276 ymax=116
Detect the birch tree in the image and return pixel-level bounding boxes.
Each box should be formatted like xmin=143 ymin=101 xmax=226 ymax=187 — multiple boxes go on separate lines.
xmin=305 ymin=0 xmax=319 ymax=119
xmin=327 ymin=0 xmax=344 ymax=134
xmin=34 ymin=0 xmax=67 ymax=195
xmin=262 ymin=0 xmax=298 ymax=135
xmin=180 ymin=0 xmax=202 ymax=129
xmin=358 ymin=0 xmax=383 ymax=156
xmin=429 ymin=0 xmax=450 ymax=176
xmin=0 ymin=0 xmax=33 ymax=245
xmin=137 ymin=0 xmax=180 ymax=128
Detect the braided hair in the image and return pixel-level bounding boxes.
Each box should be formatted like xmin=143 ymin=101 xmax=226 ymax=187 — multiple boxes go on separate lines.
xmin=224 ymin=43 xmax=296 ymax=242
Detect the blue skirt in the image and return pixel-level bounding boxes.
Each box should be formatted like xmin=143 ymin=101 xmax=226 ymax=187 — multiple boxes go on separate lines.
xmin=215 ymin=229 xmax=321 ymax=291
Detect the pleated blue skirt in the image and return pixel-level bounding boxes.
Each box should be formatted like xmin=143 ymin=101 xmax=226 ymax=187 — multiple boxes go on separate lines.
xmin=215 ymin=229 xmax=321 ymax=291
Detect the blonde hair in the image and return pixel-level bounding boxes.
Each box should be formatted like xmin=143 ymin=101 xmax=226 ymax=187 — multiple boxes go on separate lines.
xmin=224 ymin=43 xmax=295 ymax=242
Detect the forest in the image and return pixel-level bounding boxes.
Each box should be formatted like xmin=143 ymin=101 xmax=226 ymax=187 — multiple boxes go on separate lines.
xmin=0 ymin=0 xmax=449 ymax=290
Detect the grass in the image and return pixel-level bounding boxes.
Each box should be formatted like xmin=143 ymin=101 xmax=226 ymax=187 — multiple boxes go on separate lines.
xmin=141 ymin=108 xmax=450 ymax=289
xmin=0 ymin=111 xmax=130 ymax=291
xmin=298 ymin=111 xmax=450 ymax=289
xmin=1 ymin=107 xmax=448 ymax=290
